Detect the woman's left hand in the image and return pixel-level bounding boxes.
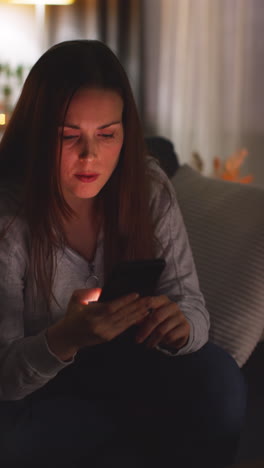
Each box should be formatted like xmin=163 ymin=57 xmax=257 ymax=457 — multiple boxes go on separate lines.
xmin=135 ymin=295 xmax=190 ymax=351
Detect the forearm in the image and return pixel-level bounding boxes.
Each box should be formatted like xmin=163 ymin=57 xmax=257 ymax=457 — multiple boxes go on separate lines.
xmin=46 ymin=320 xmax=78 ymax=362
xmin=167 ymin=295 xmax=209 ymax=355
xmin=0 ymin=330 xmax=74 ymax=401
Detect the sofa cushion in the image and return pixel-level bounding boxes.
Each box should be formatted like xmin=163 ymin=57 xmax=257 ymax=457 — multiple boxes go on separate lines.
xmin=173 ymin=164 xmax=264 ymax=367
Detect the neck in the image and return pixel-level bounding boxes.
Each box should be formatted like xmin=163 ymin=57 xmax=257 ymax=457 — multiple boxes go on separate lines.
xmin=69 ymin=198 xmax=97 ymax=222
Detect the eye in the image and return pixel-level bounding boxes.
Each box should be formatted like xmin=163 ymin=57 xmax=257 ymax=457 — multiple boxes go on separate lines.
xmin=98 ymin=133 xmax=114 ymax=139
xmin=62 ymin=134 xmax=79 ymax=140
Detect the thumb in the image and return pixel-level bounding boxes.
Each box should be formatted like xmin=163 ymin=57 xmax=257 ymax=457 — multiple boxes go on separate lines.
xmin=72 ymin=288 xmax=102 ymax=305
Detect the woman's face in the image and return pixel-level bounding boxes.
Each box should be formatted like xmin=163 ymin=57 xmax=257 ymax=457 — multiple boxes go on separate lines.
xmin=58 ymin=87 xmax=124 ymax=209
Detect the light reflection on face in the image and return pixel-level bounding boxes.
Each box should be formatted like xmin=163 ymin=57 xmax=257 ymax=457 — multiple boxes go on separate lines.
xmin=58 ymin=87 xmax=124 ymax=211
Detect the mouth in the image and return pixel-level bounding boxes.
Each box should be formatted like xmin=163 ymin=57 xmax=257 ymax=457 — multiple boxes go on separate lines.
xmin=75 ymin=173 xmax=99 ymax=183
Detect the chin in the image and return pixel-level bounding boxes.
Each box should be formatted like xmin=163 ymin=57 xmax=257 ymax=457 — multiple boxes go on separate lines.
xmin=76 ymin=187 xmax=101 ymax=200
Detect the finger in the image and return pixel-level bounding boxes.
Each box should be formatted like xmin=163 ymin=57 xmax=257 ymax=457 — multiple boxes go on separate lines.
xmin=111 ymin=297 xmax=151 ymax=327
xmin=148 ymin=295 xmax=171 ymax=309
xmin=162 ymin=322 xmax=190 ymax=348
xmin=107 ymin=292 xmax=141 ymax=311
xmin=106 ymin=294 xmax=152 ymax=317
xmin=164 ymin=334 xmax=189 ymax=350
xmin=115 ymin=308 xmax=151 ymax=336
xmin=135 ymin=302 xmax=176 ymax=343
xmin=94 ymin=300 xmax=150 ymax=341
xmin=72 ymin=288 xmax=102 ymax=305
xmin=142 ymin=316 xmax=180 ymax=349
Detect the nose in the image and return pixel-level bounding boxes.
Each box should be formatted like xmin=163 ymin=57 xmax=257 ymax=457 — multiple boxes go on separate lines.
xmin=79 ymin=138 xmax=97 ymax=161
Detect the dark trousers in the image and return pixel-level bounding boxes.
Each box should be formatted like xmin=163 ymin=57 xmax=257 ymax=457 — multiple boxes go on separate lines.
xmin=0 ymin=339 xmax=247 ymax=468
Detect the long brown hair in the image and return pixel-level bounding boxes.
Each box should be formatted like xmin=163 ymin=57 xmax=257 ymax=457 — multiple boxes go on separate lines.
xmin=0 ymin=40 xmax=155 ymax=311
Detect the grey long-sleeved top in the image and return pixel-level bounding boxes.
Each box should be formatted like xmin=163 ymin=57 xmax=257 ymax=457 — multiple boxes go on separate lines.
xmin=0 ymin=159 xmax=209 ymax=400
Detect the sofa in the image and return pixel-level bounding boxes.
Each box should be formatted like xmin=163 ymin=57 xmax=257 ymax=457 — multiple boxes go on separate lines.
xmin=146 ymin=136 xmax=264 ymax=464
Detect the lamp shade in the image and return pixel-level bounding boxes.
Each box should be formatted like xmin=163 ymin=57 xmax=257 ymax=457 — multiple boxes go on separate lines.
xmin=1 ymin=0 xmax=75 ymax=4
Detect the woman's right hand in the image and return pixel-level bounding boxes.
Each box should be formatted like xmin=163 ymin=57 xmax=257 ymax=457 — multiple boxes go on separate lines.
xmin=46 ymin=288 xmax=151 ymax=361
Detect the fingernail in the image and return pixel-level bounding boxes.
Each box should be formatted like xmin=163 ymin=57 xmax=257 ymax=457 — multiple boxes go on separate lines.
xmin=130 ymin=293 xmax=139 ymax=300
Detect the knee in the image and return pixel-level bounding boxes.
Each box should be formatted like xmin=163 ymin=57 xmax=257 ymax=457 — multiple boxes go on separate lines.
xmin=192 ymin=342 xmax=247 ymax=436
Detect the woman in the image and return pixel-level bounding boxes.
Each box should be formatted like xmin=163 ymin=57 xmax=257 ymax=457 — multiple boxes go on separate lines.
xmin=0 ymin=40 xmax=246 ymax=467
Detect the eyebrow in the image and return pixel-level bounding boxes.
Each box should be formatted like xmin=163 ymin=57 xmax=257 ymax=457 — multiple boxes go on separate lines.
xmin=61 ymin=120 xmax=122 ymax=130
xmin=98 ymin=120 xmax=122 ymax=129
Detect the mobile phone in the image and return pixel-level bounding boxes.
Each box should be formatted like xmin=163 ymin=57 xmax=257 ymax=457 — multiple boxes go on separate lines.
xmin=99 ymin=258 xmax=166 ymax=302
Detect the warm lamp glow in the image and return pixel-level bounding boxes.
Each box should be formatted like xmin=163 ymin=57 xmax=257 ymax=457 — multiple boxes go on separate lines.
xmin=0 ymin=114 xmax=6 ymax=126
xmin=6 ymin=0 xmax=75 ymax=4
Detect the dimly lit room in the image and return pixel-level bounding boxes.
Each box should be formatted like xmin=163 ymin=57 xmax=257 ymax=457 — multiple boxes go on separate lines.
xmin=0 ymin=1 xmax=264 ymax=467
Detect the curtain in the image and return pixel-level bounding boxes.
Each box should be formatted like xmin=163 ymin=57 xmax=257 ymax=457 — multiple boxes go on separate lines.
xmin=143 ymin=0 xmax=264 ymax=185
xmin=47 ymin=0 xmax=143 ymax=110
xmin=0 ymin=0 xmax=144 ymax=127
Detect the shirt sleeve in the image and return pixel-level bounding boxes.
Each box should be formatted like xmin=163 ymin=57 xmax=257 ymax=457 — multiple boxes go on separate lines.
xmin=148 ymin=159 xmax=210 ymax=355
xmin=0 ymin=214 xmax=74 ymax=401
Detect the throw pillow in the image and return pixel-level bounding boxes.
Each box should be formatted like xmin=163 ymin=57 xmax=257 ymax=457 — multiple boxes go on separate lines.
xmin=173 ymin=164 xmax=264 ymax=367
